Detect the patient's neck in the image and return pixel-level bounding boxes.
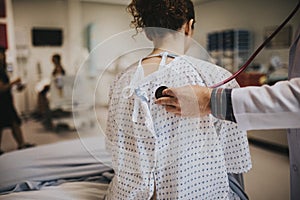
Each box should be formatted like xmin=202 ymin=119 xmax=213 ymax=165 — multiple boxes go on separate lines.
xmin=151 ymin=33 xmax=185 ymax=56
xmin=141 ymin=33 xmax=186 ymax=76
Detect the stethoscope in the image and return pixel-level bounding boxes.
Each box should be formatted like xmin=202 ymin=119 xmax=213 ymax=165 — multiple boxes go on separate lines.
xmin=154 ymin=1 xmax=300 ymax=98
xmin=211 ymin=1 xmax=300 ymax=88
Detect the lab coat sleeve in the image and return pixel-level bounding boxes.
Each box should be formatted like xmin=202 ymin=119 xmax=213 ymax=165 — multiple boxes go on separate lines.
xmin=232 ymin=77 xmax=300 ymax=130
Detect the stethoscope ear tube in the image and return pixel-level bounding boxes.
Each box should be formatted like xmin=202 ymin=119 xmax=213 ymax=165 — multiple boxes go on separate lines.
xmin=210 ymin=1 xmax=300 ymax=88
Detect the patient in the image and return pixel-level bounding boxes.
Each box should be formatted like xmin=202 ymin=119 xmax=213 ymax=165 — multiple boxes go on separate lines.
xmin=0 ymin=47 xmax=34 ymax=154
xmin=105 ymin=0 xmax=252 ymax=199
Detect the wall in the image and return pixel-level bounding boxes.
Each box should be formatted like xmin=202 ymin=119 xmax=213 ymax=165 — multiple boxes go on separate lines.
xmin=194 ymin=0 xmax=299 ymax=68
xmin=80 ymin=2 xmax=133 ymax=110
xmin=10 ymin=0 xmax=300 ymax=113
xmin=11 ymin=0 xmax=130 ymax=112
xmin=13 ymin=0 xmax=69 ymax=76
xmin=81 ymin=2 xmax=131 ymax=44
xmin=193 ymin=0 xmax=299 ymax=149
xmin=12 ymin=0 xmax=69 ymax=112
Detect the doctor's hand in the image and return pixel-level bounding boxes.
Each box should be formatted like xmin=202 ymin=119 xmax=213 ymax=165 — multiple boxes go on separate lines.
xmin=155 ymin=85 xmax=212 ymax=117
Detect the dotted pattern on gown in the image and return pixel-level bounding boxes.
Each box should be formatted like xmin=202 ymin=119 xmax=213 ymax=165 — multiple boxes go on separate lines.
xmin=105 ymin=55 xmax=251 ymax=200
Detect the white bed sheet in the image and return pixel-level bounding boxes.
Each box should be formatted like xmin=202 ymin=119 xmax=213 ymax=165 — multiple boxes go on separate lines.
xmin=0 ymin=181 xmax=108 ymax=200
xmin=0 ymin=135 xmax=112 ymax=196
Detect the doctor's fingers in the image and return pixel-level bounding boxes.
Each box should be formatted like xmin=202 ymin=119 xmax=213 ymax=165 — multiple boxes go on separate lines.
xmin=162 ymin=88 xmax=176 ymax=97
xmin=155 ymin=97 xmax=179 ymax=107
xmin=165 ymin=105 xmax=182 ymax=116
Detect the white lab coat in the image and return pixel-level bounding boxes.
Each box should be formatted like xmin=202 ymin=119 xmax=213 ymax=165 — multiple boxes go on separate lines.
xmin=232 ymin=78 xmax=300 ymax=130
xmin=232 ymin=26 xmax=300 ymax=200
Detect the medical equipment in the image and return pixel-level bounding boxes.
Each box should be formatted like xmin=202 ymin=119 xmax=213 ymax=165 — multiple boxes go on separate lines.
xmin=49 ymin=75 xmax=95 ymax=131
xmin=211 ymin=1 xmax=300 ymax=88
xmin=154 ymin=1 xmax=299 ymax=94
xmin=155 ymin=85 xmax=169 ymax=99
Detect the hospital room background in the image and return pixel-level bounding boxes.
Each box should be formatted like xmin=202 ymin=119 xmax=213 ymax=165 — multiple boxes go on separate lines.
xmin=0 ymin=0 xmax=299 ymax=199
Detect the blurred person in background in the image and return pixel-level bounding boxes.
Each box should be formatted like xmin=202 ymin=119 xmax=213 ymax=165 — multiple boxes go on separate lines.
xmin=0 ymin=47 xmax=34 ymax=155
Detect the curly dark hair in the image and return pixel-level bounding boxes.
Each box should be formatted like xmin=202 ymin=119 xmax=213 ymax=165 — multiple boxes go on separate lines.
xmin=127 ymin=0 xmax=195 ymax=38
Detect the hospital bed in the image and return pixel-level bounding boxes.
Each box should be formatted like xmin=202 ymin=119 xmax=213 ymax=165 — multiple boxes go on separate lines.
xmin=0 ymin=136 xmax=112 ymax=200
xmin=0 ymin=135 xmax=247 ymax=200
xmin=0 ymin=68 xmax=247 ymax=199
xmin=49 ymin=75 xmax=95 ymax=131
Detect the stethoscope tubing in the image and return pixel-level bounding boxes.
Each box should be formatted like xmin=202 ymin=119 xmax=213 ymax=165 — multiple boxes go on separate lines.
xmin=210 ymin=1 xmax=300 ymax=88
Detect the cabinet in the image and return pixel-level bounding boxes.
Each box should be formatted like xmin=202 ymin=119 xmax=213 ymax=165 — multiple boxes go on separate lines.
xmin=207 ymin=29 xmax=252 ymax=73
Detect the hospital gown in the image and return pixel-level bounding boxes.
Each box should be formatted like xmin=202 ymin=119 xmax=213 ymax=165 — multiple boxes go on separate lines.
xmin=105 ymin=52 xmax=252 ymax=199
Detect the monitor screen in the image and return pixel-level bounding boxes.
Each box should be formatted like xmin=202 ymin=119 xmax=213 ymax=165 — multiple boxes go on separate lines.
xmin=32 ymin=28 xmax=63 ymax=46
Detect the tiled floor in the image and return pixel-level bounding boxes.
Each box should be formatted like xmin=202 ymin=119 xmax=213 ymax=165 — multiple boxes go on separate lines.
xmin=0 ymin=119 xmax=290 ymax=200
